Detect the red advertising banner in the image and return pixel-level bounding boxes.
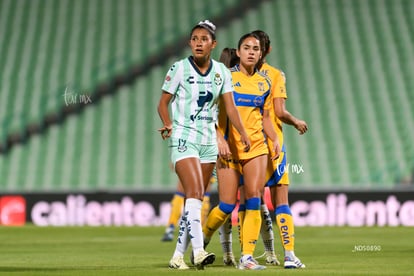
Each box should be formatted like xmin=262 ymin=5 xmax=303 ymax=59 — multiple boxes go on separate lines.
xmin=0 ymin=196 xmax=26 ymax=226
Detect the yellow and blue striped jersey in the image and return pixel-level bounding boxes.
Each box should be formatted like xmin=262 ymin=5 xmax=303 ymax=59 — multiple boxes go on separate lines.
xmin=218 ymin=65 xmax=272 ymax=160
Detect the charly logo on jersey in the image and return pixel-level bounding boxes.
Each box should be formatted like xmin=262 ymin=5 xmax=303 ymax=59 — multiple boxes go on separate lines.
xmin=214 ymin=73 xmax=222 ymax=86
xmin=186 ymin=76 xmax=195 ymax=84
xmin=177 ymin=139 xmax=187 ymax=153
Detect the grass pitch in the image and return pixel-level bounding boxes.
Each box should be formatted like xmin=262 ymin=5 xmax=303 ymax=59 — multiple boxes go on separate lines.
xmin=0 ymin=226 xmax=413 ymax=275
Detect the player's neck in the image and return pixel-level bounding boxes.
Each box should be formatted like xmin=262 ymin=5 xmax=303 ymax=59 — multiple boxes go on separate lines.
xmin=239 ymin=64 xmax=255 ymax=76
xmin=192 ymin=56 xmax=210 ymax=74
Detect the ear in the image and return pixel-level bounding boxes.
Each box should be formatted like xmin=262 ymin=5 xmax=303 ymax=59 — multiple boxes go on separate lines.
xmin=211 ymin=40 xmax=217 ymax=49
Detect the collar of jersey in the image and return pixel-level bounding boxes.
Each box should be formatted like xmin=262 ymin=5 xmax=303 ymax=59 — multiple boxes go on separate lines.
xmin=188 ymin=56 xmax=213 ymax=77
xmin=231 ymin=64 xmax=259 ymax=75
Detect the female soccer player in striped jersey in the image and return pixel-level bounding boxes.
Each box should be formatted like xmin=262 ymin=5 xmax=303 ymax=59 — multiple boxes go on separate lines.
xmin=208 ymin=47 xmax=280 ymax=268
xmin=157 ymin=20 xmax=250 ymax=270
xmin=203 ymin=33 xmax=280 ymax=270
xmin=253 ymin=29 xmax=307 ymax=269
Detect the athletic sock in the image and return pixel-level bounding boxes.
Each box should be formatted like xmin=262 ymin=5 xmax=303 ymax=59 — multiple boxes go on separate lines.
xmin=185 ymin=198 xmax=204 ymax=255
xmin=260 ymin=203 xmax=275 ymax=254
xmin=172 ymin=214 xmax=189 ymax=258
xmin=275 ymin=205 xmax=295 ymax=253
xmin=242 ymin=197 xmax=261 ymax=256
xmin=218 ymin=216 xmax=233 ymax=254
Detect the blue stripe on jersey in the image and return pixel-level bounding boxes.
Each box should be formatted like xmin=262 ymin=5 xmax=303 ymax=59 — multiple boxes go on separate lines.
xmin=233 ymin=90 xmax=270 ymax=112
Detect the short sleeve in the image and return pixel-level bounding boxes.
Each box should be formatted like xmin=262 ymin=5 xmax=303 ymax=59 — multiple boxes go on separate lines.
xmin=161 ymin=61 xmax=181 ymax=95
xmin=272 ymin=70 xmax=287 ymax=99
xmin=221 ymin=67 xmax=233 ymax=94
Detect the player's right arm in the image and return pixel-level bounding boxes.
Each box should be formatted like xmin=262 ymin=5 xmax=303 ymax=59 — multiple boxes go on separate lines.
xmin=157 ymin=91 xmax=173 ymax=139
xmin=157 ymin=62 xmax=182 ymax=139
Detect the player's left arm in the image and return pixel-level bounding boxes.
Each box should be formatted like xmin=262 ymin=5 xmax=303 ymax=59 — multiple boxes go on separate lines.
xmin=273 ymin=97 xmax=308 ymax=135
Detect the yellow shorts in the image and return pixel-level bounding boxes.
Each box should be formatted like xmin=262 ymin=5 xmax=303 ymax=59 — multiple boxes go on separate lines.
xmin=265 ymin=145 xmax=289 ymax=186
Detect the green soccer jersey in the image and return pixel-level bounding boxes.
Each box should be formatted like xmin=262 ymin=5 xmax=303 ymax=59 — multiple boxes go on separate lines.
xmin=161 ymin=57 xmax=233 ymax=145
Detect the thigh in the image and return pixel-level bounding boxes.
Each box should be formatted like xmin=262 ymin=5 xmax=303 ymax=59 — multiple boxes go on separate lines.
xmin=175 ymin=157 xmax=204 ymax=200
xmin=201 ymin=162 xmax=216 ymax=191
xmin=242 ymin=154 xmax=268 ymax=199
xmin=216 ymin=159 xmax=240 ymax=204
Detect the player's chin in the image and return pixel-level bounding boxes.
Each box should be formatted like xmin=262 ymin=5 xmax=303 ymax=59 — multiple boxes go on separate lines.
xmin=193 ymin=51 xmax=205 ymax=57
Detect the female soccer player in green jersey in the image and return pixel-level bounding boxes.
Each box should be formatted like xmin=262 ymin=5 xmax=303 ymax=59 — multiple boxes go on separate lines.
xmin=157 ymin=20 xmax=250 ymax=270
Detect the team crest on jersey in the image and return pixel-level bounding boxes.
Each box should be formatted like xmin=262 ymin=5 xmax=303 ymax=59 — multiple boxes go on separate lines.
xmin=258 ymin=82 xmax=265 ymax=92
xmin=214 ymin=73 xmax=222 ymax=86
xmin=177 ymin=139 xmax=187 ymax=153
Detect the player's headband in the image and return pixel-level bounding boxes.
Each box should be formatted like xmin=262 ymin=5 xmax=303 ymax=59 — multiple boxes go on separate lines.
xmin=193 ymin=20 xmax=216 ymax=39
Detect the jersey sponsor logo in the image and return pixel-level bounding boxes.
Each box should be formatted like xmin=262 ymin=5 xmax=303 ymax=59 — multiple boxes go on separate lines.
xmin=197 ymin=90 xmax=213 ymax=107
xmin=190 ymin=90 xmax=213 ymax=121
xmin=234 ymin=82 xmax=241 ymax=87
xmin=280 ymin=225 xmax=290 ymax=245
xmin=234 ymin=92 xmax=265 ymax=107
xmin=253 ymin=96 xmax=264 ymax=106
xmin=186 ymin=75 xmax=213 ymax=85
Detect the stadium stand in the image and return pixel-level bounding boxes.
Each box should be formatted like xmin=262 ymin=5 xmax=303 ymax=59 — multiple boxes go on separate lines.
xmin=0 ymin=0 xmax=413 ymax=191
